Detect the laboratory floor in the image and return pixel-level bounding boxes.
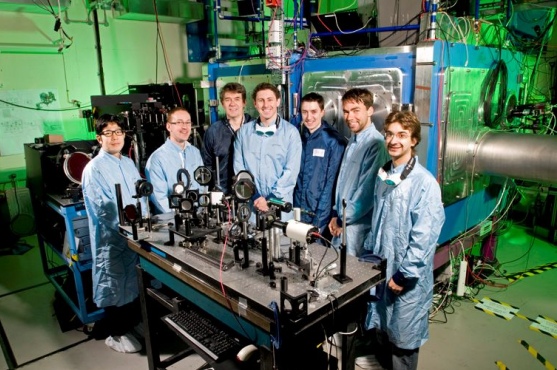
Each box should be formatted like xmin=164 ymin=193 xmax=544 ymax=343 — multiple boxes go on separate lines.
xmin=1 ymin=223 xmax=556 ymax=370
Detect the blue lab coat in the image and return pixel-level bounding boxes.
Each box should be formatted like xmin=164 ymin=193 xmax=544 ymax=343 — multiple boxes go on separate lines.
xmin=332 ymin=124 xmax=388 ymax=256
xmin=201 ymin=114 xmax=251 ymax=194
xmin=145 ymin=138 xmax=204 ymax=214
xmin=233 ymin=117 xmax=302 ymax=219
xmin=293 ymin=122 xmax=346 ymax=232
xmin=82 ymin=149 xmax=146 ymax=308
xmin=364 ymin=159 xmax=445 ymax=350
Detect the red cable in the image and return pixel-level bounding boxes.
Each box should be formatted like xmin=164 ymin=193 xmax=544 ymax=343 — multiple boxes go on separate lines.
xmin=316 ymin=2 xmax=341 ymax=47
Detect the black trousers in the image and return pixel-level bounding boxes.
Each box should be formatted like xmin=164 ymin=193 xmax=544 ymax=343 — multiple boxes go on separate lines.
xmin=89 ymin=298 xmax=142 ymax=339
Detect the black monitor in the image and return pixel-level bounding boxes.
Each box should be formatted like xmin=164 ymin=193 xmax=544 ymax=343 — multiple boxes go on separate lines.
xmin=309 ymin=11 xmax=377 ymax=51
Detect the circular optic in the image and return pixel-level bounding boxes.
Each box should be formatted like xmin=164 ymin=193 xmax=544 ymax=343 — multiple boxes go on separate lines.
xmin=235 ymin=170 xmax=254 ymax=182
xmin=180 ymin=199 xmax=193 ymax=212
xmin=234 ymin=178 xmax=255 ymax=201
xmin=173 ymin=183 xmax=185 ymax=195
xmin=63 ymin=152 xmax=90 ymax=184
xmin=186 ymin=190 xmax=199 ymax=202
xmin=194 ymin=166 xmax=212 ymax=185
xmin=237 ymin=204 xmax=251 ymax=222
xmin=169 ymin=194 xmax=182 ymax=209
xmin=199 ymin=194 xmax=210 ymax=207
xmin=124 ymin=204 xmax=139 ymax=222
xmin=137 ymin=180 xmax=154 ymax=196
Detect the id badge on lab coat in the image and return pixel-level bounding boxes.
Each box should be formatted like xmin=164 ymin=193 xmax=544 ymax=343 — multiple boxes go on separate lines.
xmin=313 ymin=148 xmax=325 ymax=157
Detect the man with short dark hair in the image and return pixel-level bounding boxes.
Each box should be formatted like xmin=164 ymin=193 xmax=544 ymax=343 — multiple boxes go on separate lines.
xmin=202 ymin=82 xmax=251 ymax=193
xmin=82 ymin=114 xmax=145 ymax=353
xmin=233 ymin=82 xmax=301 ymax=219
xmin=145 ymin=107 xmax=204 ymax=214
xmin=294 ymin=92 xmax=346 ymax=235
xmin=360 ymin=111 xmax=445 ymax=370
xmin=328 ymin=88 xmax=388 ymax=256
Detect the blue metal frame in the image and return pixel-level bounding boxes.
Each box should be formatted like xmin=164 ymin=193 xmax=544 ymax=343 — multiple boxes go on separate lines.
xmin=288 ymin=49 xmax=416 ymax=126
xmin=40 ymin=200 xmax=104 ymax=325
xmin=288 ymin=41 xmax=522 ymax=247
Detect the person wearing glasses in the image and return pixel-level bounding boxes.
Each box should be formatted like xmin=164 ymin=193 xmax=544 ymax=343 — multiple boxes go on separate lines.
xmin=328 ymin=88 xmax=388 ymax=257
xmin=145 ymin=107 xmax=204 ymax=214
xmin=201 ymin=82 xmax=252 ymax=194
xmin=81 ymin=114 xmax=145 ymax=353
xmin=357 ymin=111 xmax=445 ymax=370
xmin=233 ymin=82 xmax=302 ymax=219
xmin=293 ymin=92 xmax=346 ymax=239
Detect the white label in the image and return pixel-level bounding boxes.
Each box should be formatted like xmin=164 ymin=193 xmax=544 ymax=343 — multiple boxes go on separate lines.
xmin=476 ymin=298 xmax=518 ymax=320
xmin=530 ymin=317 xmax=557 ymax=336
xmin=238 ymin=297 xmax=248 ymax=317
xmin=313 ymin=148 xmax=325 ymax=157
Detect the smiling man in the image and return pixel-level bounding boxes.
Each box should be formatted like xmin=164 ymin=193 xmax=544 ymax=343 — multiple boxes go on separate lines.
xmin=360 ymin=110 xmax=445 ymax=370
xmin=328 ymin=88 xmax=388 ymax=256
xmin=82 ymin=114 xmax=145 ymax=353
xmin=293 ymin=92 xmax=346 ymax=236
xmin=145 ymin=107 xmax=204 ymax=214
xmin=202 ymin=82 xmax=251 ymax=193
xmin=233 ymin=82 xmax=301 ymax=219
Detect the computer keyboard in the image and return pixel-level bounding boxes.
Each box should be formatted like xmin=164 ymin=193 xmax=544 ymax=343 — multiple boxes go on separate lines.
xmin=163 ymin=307 xmax=244 ymax=361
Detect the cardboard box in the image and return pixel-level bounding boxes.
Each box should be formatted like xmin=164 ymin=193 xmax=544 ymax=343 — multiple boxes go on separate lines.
xmin=44 ymin=134 xmax=64 ymax=143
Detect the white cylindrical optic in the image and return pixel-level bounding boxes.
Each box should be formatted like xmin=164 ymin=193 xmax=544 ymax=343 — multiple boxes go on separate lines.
xmin=285 ymin=220 xmax=316 ymax=244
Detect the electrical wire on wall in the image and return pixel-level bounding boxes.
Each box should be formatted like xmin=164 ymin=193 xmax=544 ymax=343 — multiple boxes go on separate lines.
xmin=33 ymin=0 xmax=74 ymax=51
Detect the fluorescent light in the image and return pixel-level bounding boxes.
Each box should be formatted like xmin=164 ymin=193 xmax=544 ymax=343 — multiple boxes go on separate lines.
xmin=0 ymin=42 xmax=62 ymax=54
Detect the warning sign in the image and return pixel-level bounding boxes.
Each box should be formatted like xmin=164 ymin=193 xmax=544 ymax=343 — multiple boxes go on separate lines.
xmin=474 ymin=297 xmax=519 ymax=320
xmin=530 ymin=316 xmax=557 ymax=339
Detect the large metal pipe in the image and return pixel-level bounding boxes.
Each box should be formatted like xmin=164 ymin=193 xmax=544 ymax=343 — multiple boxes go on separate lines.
xmin=473 ymin=131 xmax=557 ymax=184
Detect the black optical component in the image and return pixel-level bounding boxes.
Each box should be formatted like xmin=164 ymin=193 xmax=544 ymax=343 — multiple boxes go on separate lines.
xmin=135 ymin=179 xmax=154 ymax=197
xmin=169 ymin=194 xmax=182 ymax=209
xmin=237 ymin=204 xmax=251 ymax=222
xmin=185 ymin=189 xmax=199 ymax=202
